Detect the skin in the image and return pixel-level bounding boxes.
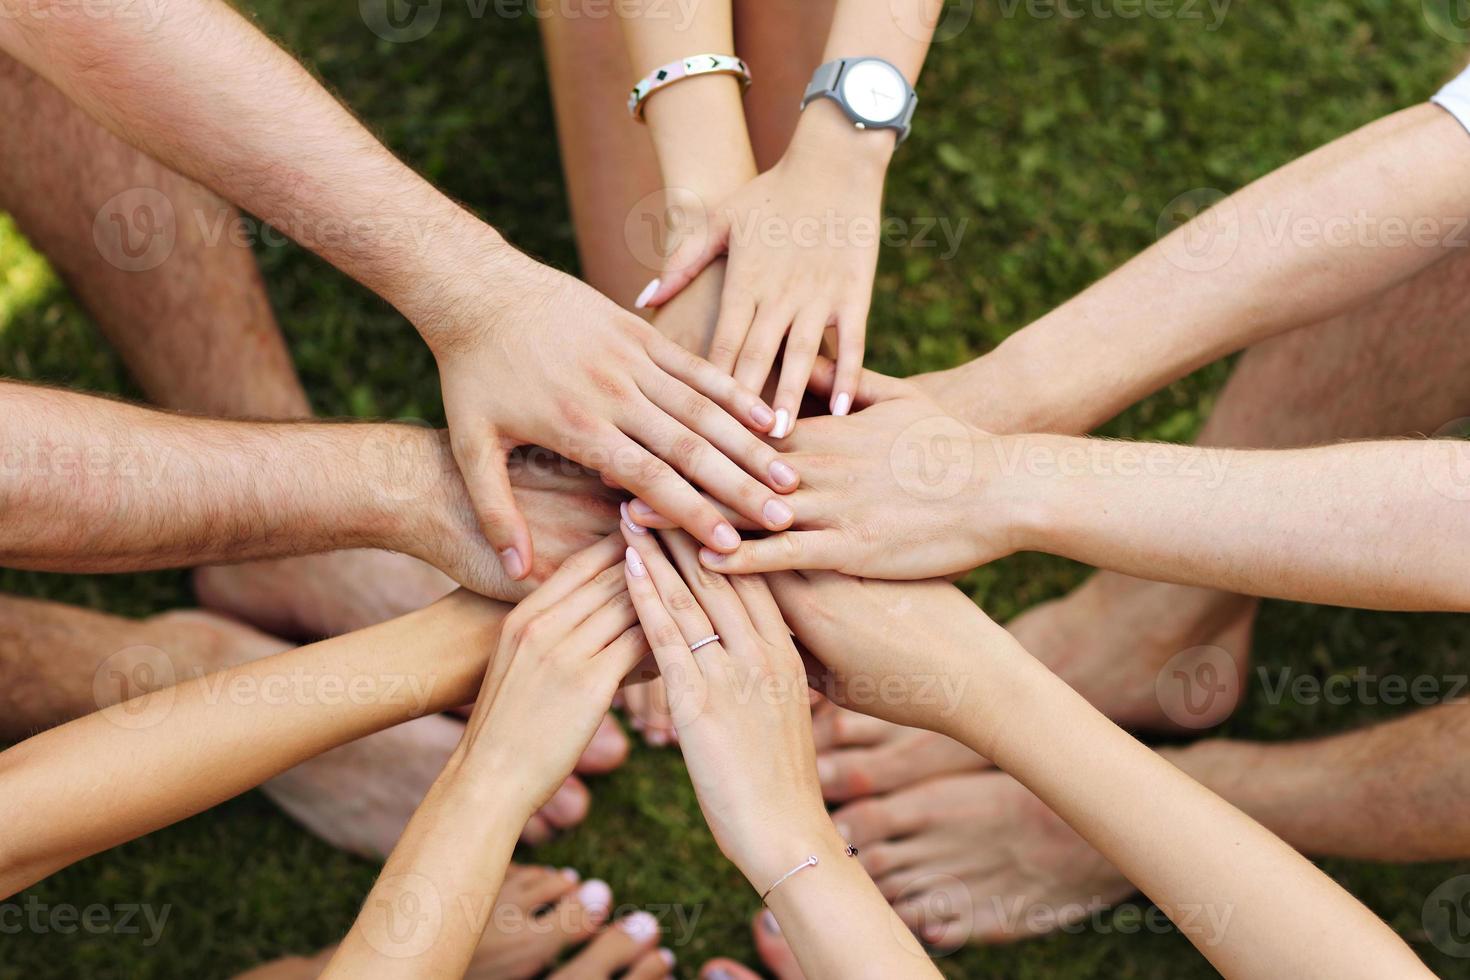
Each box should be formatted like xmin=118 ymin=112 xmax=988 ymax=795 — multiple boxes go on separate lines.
xmin=627 ymin=0 xmax=944 ymax=433
xmin=0 ymin=0 xmax=797 ymax=579
xmin=619 ymin=527 xmax=939 ymax=980
xmin=765 ymin=571 xmax=1431 ymax=977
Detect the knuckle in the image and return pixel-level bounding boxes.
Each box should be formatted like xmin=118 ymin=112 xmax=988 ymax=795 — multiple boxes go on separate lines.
xmin=594 ymin=563 xmax=625 ymax=587
xmin=708 ymin=337 xmax=742 ymax=362
xmin=693 ymin=565 xmax=729 ymax=591
xmin=670 ymin=435 xmax=706 ymax=471
xmin=653 ymin=623 xmax=685 ymax=648
xmin=667 ymin=588 xmax=699 ymax=613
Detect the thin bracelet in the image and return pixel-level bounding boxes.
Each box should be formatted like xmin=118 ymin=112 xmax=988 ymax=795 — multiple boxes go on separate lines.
xmin=628 ymin=53 xmax=751 ymax=120
xmin=759 ymin=845 xmax=859 ymax=904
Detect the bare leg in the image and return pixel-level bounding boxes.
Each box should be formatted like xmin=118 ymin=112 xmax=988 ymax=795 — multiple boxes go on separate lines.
xmin=733 ymin=0 xmax=838 ymax=172
xmin=0 ymin=51 xmax=457 ymax=641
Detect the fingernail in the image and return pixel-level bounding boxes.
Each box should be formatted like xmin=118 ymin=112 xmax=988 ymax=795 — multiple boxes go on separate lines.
xmin=761 ymin=909 xmax=781 ymax=936
xmin=832 ymin=392 xmax=852 ymax=417
xmin=763 ymin=499 xmax=793 ymax=526
xmin=630 ymin=498 xmax=657 ymax=520
xmin=659 ymin=948 xmax=676 ymax=967
xmin=699 ymin=547 xmax=726 ymax=566
xmin=751 ymin=402 xmax=775 ymax=427
xmin=499 ymin=547 xmax=526 ymax=579
xmin=769 ymin=459 xmax=798 ymax=488
xmin=634 ymin=278 xmax=660 ymax=309
xmin=562 ymin=867 xmax=581 ymax=883
xmin=626 ymin=547 xmax=647 ymax=578
xmin=816 ymin=757 xmax=836 ymax=784
xmin=577 ymin=879 xmax=613 ymax=917
xmin=772 ymin=409 xmax=791 ymax=439
xmin=620 ymin=910 xmax=660 ymax=942
xmin=620 ymin=501 xmax=649 ymax=535
xmin=713 ymin=524 xmax=741 ymax=549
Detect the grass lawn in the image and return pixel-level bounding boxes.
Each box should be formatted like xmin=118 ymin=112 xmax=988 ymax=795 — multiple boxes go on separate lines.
xmin=2 ymin=1 xmax=1469 ymax=976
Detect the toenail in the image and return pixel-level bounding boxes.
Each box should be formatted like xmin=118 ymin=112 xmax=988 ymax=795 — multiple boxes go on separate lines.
xmin=760 ymin=909 xmax=781 ymax=936
xmin=620 ymin=911 xmax=660 ymax=942
xmin=659 ymin=948 xmax=676 ymax=967
xmin=561 ymin=867 xmax=580 ymax=883
xmin=835 ymin=821 xmax=852 ymax=841
xmin=648 ymin=729 xmax=669 ymax=747
xmin=816 ymin=757 xmax=836 ymax=784
xmin=706 ymin=970 xmax=733 ymax=980
xmin=577 ymin=880 xmax=612 ymax=917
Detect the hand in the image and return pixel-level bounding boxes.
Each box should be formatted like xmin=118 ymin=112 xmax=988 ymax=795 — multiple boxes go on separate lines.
xmin=619 ymin=526 xmax=837 ymax=888
xmin=458 ymin=536 xmax=649 ymax=816
xmin=629 ymin=367 xmax=1025 ymax=580
xmin=637 ymin=113 xmax=888 ymax=436
xmin=422 ymin=250 xmax=801 ymax=581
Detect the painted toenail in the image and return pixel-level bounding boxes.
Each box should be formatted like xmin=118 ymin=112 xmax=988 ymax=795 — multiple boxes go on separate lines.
xmin=705 ymin=969 xmax=734 ymax=980
xmin=577 ymin=880 xmax=612 ymax=916
xmin=816 ymin=757 xmax=836 ymax=784
xmin=659 ymin=948 xmax=676 ymax=967
xmin=835 ymin=821 xmax=852 ymax=841
xmin=561 ymin=867 xmax=580 ymax=883
xmin=545 ymin=782 xmax=585 ymax=823
xmin=760 ymin=909 xmax=781 ymax=936
xmin=647 ymin=729 xmax=669 ymax=747
xmin=620 ymin=911 xmax=660 ymax=942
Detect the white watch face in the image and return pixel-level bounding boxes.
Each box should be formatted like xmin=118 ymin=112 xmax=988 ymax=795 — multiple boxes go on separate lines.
xmin=840 ymin=60 xmax=907 ymax=125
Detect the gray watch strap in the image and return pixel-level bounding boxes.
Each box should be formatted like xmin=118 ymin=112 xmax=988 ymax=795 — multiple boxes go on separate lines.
xmin=800 ymin=58 xmax=916 ymax=145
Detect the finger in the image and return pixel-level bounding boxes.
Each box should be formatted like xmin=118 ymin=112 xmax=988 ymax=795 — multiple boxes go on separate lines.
xmin=621 ymin=392 xmax=796 ymax=532
xmin=626 ymin=497 xmax=761 ymax=533
xmin=638 ymin=205 xmax=732 ymax=310
xmin=451 ymin=427 xmax=533 ymax=580
xmin=829 ymin=307 xmax=870 ymax=417
xmin=513 ymin=535 xmax=627 ymax=623
xmin=697 ymin=532 xmax=841 ymax=575
xmin=519 ymin=556 xmax=633 ymax=649
xmin=770 ymin=310 xmax=829 ymax=436
xmin=732 ymin=305 xmax=793 ymax=417
xmin=622 ymin=526 xmax=720 ymax=652
xmin=645 ymin=330 xmax=775 ymax=434
xmin=806 ymin=355 xmax=913 ymax=408
xmin=637 ymin=371 xmax=800 ymax=494
xmin=603 ymin=434 xmax=745 ymax=553
xmin=657 ymin=529 xmax=756 ymax=650
xmin=726 ymin=573 xmax=789 ymax=645
xmin=562 ymin=588 xmax=640 ymax=661
xmin=705 ymin=286 xmax=757 ymax=375
xmin=622 ymin=545 xmax=699 ymax=684
xmin=594 ymin=624 xmax=652 ymax=690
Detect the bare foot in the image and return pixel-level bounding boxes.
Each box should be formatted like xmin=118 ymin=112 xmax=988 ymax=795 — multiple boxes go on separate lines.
xmin=810 ymin=700 xmax=985 ymax=803
xmin=194 ymin=549 xmax=457 ymax=642
xmin=545 ymin=910 xmax=675 ymax=980
xmin=833 ymin=771 xmax=1134 ymax=948
xmin=695 ymin=911 xmax=805 ymax=980
xmin=621 ymin=675 xmax=679 ymax=747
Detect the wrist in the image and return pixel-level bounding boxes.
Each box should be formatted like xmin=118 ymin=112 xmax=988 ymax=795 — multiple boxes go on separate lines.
xmin=786 ymin=98 xmax=895 ymax=179
xmin=439 ymin=743 xmax=542 ymax=828
xmin=395 ymin=213 xmax=527 ymax=355
xmin=645 ymin=78 xmax=758 ymax=200
xmin=728 ymin=810 xmax=845 ymax=892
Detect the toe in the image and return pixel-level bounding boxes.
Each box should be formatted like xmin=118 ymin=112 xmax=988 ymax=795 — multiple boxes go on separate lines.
xmin=811 ymin=705 xmax=893 ymax=751
xmin=815 ymin=748 xmax=881 ymax=801
xmin=539 ymin=776 xmax=591 ymax=829
xmin=522 ymin=878 xmax=614 ymax=965
xmin=750 ymin=910 xmax=806 ymax=980
xmin=576 ymin=714 xmax=630 ymax=773
xmin=499 ymin=865 xmax=581 ymax=912
xmin=700 ymin=958 xmax=763 ymax=980
xmin=547 ymin=911 xmax=661 ymax=979
xmin=830 ymin=792 xmax=924 ymax=849
xmin=520 ymin=814 xmax=553 ymax=846
xmin=623 ymin=948 xmax=676 ymax=980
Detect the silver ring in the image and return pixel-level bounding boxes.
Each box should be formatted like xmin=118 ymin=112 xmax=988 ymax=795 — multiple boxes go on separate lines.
xmin=688 ymin=634 xmax=720 ymax=652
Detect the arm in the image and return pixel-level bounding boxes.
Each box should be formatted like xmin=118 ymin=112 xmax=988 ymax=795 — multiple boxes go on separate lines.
xmin=0 ymin=0 xmax=795 ymax=574
xmin=918 ymin=103 xmax=1470 ymax=435
xmin=0 ymin=589 xmax=508 ymax=897
xmin=629 ymin=0 xmax=943 ymax=430
xmin=324 ymin=537 xmax=647 ymax=978
xmin=678 ymin=374 xmax=1470 ymax=610
xmin=619 ymin=527 xmax=938 ymax=980
xmin=0 ymin=381 xmax=623 ymax=599
xmin=771 ymin=573 xmax=1431 ymax=978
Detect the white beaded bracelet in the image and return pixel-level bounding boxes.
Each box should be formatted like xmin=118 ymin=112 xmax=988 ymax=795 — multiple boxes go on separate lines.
xmin=628 ymin=53 xmax=752 ymax=120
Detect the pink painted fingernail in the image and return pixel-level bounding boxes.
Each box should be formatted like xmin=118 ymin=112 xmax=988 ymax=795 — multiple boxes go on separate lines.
xmin=771 ymin=409 xmax=792 ymax=439
xmin=769 ymin=459 xmax=798 ymax=488
xmin=699 ymin=548 xmax=726 ymax=566
xmin=763 ymin=499 xmax=793 ymax=526
xmin=634 ymin=278 xmax=660 ymax=309
xmin=499 ymin=548 xmax=526 ymax=579
xmin=626 ymin=547 xmax=647 ymax=578
xmin=751 ymin=402 xmax=775 ymax=427
xmin=832 ymin=392 xmax=852 ymax=417
xmin=630 ymin=498 xmax=657 ymax=521
xmin=713 ymin=524 xmax=741 ymax=549
xmin=620 ymin=501 xmax=649 ymax=535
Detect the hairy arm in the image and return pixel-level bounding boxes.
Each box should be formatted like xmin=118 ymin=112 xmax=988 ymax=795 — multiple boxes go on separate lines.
xmin=0 ymin=591 xmax=508 ymax=897
xmin=920 ymin=104 xmax=1470 ymax=435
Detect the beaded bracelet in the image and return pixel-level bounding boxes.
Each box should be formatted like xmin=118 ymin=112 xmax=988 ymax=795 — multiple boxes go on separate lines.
xmin=628 ymin=53 xmax=751 ymax=120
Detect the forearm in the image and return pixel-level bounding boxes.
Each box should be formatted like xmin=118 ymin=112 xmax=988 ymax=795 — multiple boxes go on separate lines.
xmin=992 ymin=435 xmax=1470 ymax=610
xmin=1169 ymin=703 xmax=1470 ymax=862
xmin=0 ymin=591 xmax=508 ymax=895
xmin=0 ymin=0 xmax=507 ymax=339
xmin=619 ymin=0 xmax=756 ymax=197
xmin=324 ymin=749 xmax=526 ymax=978
xmin=0 ymin=382 xmax=439 ymax=572
xmin=927 ymin=105 xmax=1470 ymax=434
xmin=946 ymin=630 xmax=1427 ymax=977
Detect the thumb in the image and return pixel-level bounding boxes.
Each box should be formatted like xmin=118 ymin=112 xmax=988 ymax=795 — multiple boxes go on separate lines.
xmin=635 ymin=207 xmax=732 ymax=310
xmin=452 ymin=428 xmax=534 ymax=581
xmin=807 ymin=356 xmax=912 ymax=408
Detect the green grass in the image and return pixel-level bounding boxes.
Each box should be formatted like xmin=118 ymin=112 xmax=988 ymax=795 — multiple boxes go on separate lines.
xmin=2 ymin=1 xmax=1469 ymax=976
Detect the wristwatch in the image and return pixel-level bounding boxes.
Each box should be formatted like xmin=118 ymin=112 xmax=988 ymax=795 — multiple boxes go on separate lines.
xmin=801 ymin=57 xmax=918 ymax=144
